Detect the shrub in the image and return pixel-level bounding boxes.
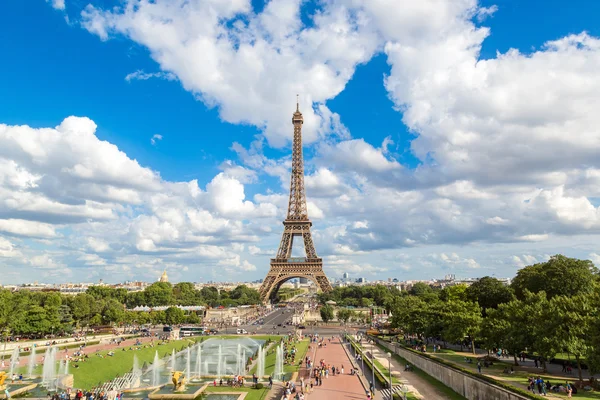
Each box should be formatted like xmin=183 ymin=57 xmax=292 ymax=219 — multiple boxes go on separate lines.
xmin=255 ymin=383 xmax=264 ymax=389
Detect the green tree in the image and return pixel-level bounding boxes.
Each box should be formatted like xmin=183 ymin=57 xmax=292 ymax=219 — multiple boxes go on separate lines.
xmin=22 ymin=306 xmax=50 ymax=335
xmin=483 ymin=292 xmax=545 ymax=366
xmin=336 ymin=308 xmax=352 ymax=324
xmin=103 ymin=298 xmax=125 ymax=324
xmin=68 ymin=293 xmax=96 ymax=327
xmin=144 ymin=282 xmax=174 ymax=306
xmin=511 ymin=255 xmax=597 ymax=299
xmin=165 ymin=307 xmax=186 ymax=325
xmin=173 ymin=282 xmax=200 ymax=306
xmin=551 ymin=294 xmax=593 ymax=381
xmin=440 ymin=284 xmax=469 ymax=302
xmin=320 ymin=305 xmax=334 ymax=323
xmin=466 ymin=277 xmax=514 ymax=316
xmin=441 ymin=300 xmax=482 ymax=354
xmin=186 ymin=312 xmax=201 ymax=324
xmin=388 ymin=295 xmax=431 ymax=338
xmin=409 ymin=283 xmax=439 ymax=302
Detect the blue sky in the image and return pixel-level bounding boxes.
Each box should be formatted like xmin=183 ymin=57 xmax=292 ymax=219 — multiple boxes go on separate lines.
xmin=0 ymin=0 xmax=599 ymax=284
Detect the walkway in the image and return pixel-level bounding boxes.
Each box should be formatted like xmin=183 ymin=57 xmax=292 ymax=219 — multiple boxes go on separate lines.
xmin=305 ymin=337 xmax=367 ymax=400
xmin=369 ymin=341 xmax=449 ymax=400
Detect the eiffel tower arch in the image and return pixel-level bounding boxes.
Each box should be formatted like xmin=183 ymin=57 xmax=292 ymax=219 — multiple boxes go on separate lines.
xmin=259 ymin=99 xmax=333 ymax=303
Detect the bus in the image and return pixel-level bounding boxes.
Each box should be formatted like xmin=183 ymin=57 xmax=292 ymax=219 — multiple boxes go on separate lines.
xmin=179 ymin=326 xmax=204 ymax=337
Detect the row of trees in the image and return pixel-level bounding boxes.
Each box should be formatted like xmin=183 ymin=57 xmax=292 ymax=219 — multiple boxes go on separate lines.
xmin=0 ymin=283 xmax=261 ymax=338
xmin=385 ymin=255 xmax=600 ymax=382
xmin=318 ymin=305 xmax=371 ymax=324
xmin=317 ymin=283 xmax=401 ymax=307
xmin=90 ymin=282 xmax=261 ymax=308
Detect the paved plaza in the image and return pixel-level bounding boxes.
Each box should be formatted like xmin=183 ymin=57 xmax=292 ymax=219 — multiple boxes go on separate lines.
xmin=305 ymin=337 xmax=369 ymax=400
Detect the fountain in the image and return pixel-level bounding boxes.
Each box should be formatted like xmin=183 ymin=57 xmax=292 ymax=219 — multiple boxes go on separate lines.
xmin=257 ymin=346 xmax=265 ymax=379
xmin=151 ymin=351 xmax=161 ymax=387
xmin=194 ymin=345 xmax=202 ymax=380
xmin=185 ymin=347 xmax=191 ymax=377
xmin=131 ymin=355 xmax=142 ymax=389
xmin=274 ymin=344 xmax=284 ymax=381
xmin=9 ymin=347 xmax=19 ymax=376
xmin=64 ymin=359 xmax=69 ymax=376
xmin=41 ymin=346 xmax=57 ymax=390
xmin=241 ymin=349 xmax=246 ymax=375
xmin=28 ymin=346 xmax=37 ymax=379
xmin=217 ymin=345 xmax=222 ymax=378
xmin=170 ymin=349 xmax=176 ymax=371
xmin=235 ymin=344 xmax=241 ymax=375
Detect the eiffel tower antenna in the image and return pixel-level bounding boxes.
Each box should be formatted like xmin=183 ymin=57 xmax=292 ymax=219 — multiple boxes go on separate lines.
xmin=259 ymin=99 xmax=333 ymax=303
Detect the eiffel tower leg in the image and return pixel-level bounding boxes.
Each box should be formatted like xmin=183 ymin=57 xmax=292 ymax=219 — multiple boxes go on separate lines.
xmin=259 ymin=273 xmax=277 ymax=302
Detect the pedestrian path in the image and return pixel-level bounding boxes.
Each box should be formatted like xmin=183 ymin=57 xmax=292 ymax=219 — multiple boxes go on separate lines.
xmin=306 ymin=337 xmax=367 ymax=400
xmin=370 ymin=342 xmax=447 ymax=399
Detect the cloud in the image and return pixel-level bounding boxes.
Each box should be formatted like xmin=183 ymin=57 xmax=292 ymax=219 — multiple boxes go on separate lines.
xmin=0 ymin=219 xmax=58 ymax=238
xmin=476 ymin=5 xmax=498 ymax=22
xmin=81 ymin=0 xmax=379 ymax=146
xmin=150 ymin=134 xmax=163 ymax=146
xmin=7 ymin=0 xmax=600 ymax=283
xmin=0 ymin=237 xmax=22 ymax=258
xmin=125 ymin=70 xmax=177 ymax=83
xmin=47 ymin=0 xmax=65 ymax=11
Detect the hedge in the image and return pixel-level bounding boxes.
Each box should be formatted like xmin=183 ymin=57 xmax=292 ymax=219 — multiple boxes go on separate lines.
xmin=375 ymin=337 xmax=539 ymax=400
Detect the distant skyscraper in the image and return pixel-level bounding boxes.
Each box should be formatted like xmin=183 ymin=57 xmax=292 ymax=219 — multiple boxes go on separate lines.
xmin=342 ymin=272 xmax=349 ymax=280
xmin=299 ymin=277 xmax=308 ymax=284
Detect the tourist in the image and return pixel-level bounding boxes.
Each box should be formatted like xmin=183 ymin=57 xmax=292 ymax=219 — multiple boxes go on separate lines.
xmin=341 ymin=365 xmax=344 ymax=374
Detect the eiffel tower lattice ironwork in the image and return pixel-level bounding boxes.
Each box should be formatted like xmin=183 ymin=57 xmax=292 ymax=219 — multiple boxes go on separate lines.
xmin=259 ymin=99 xmax=333 ymax=303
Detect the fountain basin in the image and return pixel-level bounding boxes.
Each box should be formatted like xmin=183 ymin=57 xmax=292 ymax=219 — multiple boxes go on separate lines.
xmin=0 ymin=383 xmax=39 ymax=399
xmin=204 ymin=394 xmax=246 ymax=400
xmin=148 ymin=383 xmax=206 ymax=399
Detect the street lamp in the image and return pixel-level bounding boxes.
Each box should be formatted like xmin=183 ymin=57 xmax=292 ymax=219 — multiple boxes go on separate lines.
xmin=387 ymin=352 xmax=392 ymax=399
xmin=400 ymin=384 xmax=409 ymax=400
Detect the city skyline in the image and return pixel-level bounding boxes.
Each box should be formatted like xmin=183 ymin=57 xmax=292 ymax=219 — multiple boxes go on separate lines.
xmin=1 ymin=0 xmax=600 ymax=284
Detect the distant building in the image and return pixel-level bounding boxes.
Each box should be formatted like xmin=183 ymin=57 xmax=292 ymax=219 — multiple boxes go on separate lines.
xmin=356 ymin=277 xmax=366 ymax=283
xmin=342 ymin=272 xmax=349 ymax=280
xmin=159 ymin=270 xmax=169 ymax=283
xmin=299 ymin=277 xmax=309 ymax=284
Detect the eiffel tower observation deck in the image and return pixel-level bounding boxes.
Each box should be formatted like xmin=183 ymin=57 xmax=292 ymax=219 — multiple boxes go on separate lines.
xmin=258 ymin=98 xmax=333 ymax=303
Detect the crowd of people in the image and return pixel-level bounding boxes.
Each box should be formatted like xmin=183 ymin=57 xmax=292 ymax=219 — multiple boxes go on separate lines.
xmin=527 ymin=377 xmax=576 ymax=397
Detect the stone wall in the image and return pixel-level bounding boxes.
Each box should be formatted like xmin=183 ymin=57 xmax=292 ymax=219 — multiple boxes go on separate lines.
xmin=376 ymin=339 xmax=531 ymax=400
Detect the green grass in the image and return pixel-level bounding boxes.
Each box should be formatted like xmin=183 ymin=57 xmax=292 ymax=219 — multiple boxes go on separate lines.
xmin=373 ymin=343 xmax=466 ymax=400
xmin=203 ymin=386 xmax=269 ymax=400
xmin=392 ymin=342 xmax=600 ymax=400
xmin=373 ymin=358 xmax=401 ymax=384
xmin=249 ymin=338 xmax=309 ymax=378
xmin=69 ymin=338 xmax=200 ymax=390
xmin=284 ymin=339 xmax=309 ymax=374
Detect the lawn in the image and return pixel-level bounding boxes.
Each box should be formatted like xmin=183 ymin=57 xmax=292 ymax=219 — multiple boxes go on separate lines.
xmin=70 ymin=338 xmax=201 ymax=390
xmin=249 ymin=338 xmax=309 ymax=378
xmin=416 ymin=346 xmax=600 ymax=400
xmin=373 ymin=358 xmax=401 ymax=384
xmin=203 ymin=386 xmax=269 ymax=400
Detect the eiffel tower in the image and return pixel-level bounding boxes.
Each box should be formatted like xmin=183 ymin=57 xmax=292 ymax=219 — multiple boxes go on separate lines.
xmin=259 ymin=99 xmax=333 ymax=303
